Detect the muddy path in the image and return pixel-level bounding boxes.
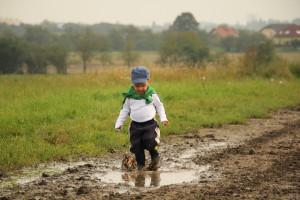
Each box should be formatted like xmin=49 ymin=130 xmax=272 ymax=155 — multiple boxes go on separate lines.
xmin=1 ymin=107 xmax=299 ymax=200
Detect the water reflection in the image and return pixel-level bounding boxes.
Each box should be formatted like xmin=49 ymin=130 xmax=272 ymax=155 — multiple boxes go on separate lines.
xmin=121 ymin=171 xmax=160 ymax=187
xmin=136 ymin=172 xmax=160 ymax=187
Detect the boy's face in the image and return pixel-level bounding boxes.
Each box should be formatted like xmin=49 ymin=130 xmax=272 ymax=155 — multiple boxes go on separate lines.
xmin=133 ymin=80 xmax=150 ymax=94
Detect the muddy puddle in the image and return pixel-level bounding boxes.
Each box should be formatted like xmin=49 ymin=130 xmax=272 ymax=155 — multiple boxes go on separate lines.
xmin=0 ymin=159 xmax=211 ymax=190
xmin=94 ymin=165 xmax=210 ymax=188
xmin=0 ymin=139 xmax=232 ymax=199
xmin=0 ymin=141 xmax=222 ymax=191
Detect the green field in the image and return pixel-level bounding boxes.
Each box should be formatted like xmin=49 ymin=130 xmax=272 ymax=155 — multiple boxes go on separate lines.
xmin=2 ymin=50 xmax=300 ymax=172
xmin=1 ymin=67 xmax=300 ymax=172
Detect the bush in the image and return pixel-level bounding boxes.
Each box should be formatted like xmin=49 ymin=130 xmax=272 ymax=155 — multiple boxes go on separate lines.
xmin=289 ymin=62 xmax=300 ymax=77
xmin=211 ymin=52 xmax=231 ymax=67
xmin=260 ymin=59 xmax=292 ymax=79
xmin=240 ymin=40 xmax=275 ymax=75
xmin=99 ymin=52 xmax=114 ymax=66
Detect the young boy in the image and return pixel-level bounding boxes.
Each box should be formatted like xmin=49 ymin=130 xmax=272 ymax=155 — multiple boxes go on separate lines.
xmin=115 ymin=66 xmax=168 ymax=171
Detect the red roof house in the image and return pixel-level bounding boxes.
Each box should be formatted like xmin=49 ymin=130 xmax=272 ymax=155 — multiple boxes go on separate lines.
xmin=209 ymin=26 xmax=239 ymax=38
xmin=274 ymin=24 xmax=300 ymax=46
xmin=260 ymin=24 xmax=293 ymax=39
xmin=275 ymin=24 xmax=300 ymax=38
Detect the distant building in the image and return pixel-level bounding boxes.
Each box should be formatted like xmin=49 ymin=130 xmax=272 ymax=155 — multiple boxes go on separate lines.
xmin=0 ymin=17 xmax=22 ymax=25
xmin=209 ymin=26 xmax=238 ymax=38
xmin=273 ymin=24 xmax=300 ymax=46
xmin=260 ymin=24 xmax=293 ymax=39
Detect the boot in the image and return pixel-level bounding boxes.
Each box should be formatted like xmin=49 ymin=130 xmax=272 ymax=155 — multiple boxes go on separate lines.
xmin=148 ymin=156 xmax=160 ymax=171
xmin=137 ymin=164 xmax=147 ymax=171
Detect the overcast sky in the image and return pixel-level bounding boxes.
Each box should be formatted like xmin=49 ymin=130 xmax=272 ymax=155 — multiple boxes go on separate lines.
xmin=0 ymin=0 xmax=299 ymax=26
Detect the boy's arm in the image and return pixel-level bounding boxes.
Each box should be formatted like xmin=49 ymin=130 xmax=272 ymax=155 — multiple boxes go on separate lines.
xmin=152 ymin=94 xmax=168 ymax=124
xmin=115 ymin=98 xmax=130 ymax=130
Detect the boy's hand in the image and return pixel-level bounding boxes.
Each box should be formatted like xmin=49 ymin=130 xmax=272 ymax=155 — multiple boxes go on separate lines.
xmin=162 ymin=121 xmax=168 ymax=125
xmin=115 ymin=126 xmax=122 ymax=131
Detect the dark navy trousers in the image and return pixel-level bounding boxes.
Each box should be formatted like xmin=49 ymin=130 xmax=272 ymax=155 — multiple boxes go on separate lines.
xmin=129 ymin=119 xmax=159 ymax=166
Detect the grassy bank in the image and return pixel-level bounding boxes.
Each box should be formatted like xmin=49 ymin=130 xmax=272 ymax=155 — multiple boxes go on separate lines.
xmin=0 ymin=69 xmax=300 ymax=172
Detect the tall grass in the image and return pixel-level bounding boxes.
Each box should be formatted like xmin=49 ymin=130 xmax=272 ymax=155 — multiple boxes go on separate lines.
xmin=1 ymin=59 xmax=300 ymax=172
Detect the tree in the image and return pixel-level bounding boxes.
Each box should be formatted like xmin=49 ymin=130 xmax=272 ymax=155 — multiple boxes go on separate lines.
xmin=23 ymin=25 xmax=53 ymax=44
xmin=235 ymin=30 xmax=268 ymax=52
xmin=22 ymin=25 xmax=58 ymax=74
xmin=46 ymin=43 xmax=68 ymax=74
xmin=58 ymin=27 xmax=78 ymax=51
xmin=107 ymin=25 xmax=161 ymax=52
xmin=171 ymin=12 xmax=199 ymax=32
xmin=0 ymin=34 xmax=26 ymax=74
xmin=219 ymin=30 xmax=269 ymax=53
xmin=159 ymin=31 xmax=209 ymax=67
xmin=220 ymin=36 xmax=237 ymax=52
xmin=25 ymin=43 xmax=48 ymax=74
xmin=121 ymin=38 xmax=140 ymax=67
xmin=135 ymin=29 xmax=162 ymax=51
xmin=197 ymin=30 xmax=216 ymax=48
xmin=40 ymin=20 xmax=63 ymax=34
xmin=108 ymin=28 xmax=124 ymax=51
xmin=75 ymin=29 xmax=107 ymax=73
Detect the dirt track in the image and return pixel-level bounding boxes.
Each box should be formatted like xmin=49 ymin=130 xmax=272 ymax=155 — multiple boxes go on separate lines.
xmin=1 ymin=107 xmax=299 ymax=200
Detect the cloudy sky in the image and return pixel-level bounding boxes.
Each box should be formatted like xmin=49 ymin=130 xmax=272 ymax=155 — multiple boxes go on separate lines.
xmin=0 ymin=0 xmax=299 ymax=25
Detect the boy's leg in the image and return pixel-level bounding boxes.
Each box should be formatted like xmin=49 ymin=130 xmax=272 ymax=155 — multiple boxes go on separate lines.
xmin=135 ymin=151 xmax=146 ymax=170
xmin=148 ymin=149 xmax=160 ymax=171
xmin=149 ymin=149 xmax=159 ymax=158
xmin=129 ymin=122 xmax=146 ymax=169
xmin=142 ymin=121 xmax=161 ymax=170
xmin=141 ymin=121 xmax=160 ymax=151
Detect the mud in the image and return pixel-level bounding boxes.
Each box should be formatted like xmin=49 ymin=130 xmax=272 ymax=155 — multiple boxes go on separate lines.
xmin=0 ymin=107 xmax=299 ymax=200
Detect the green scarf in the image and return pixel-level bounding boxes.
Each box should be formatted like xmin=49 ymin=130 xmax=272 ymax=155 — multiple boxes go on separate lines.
xmin=122 ymin=85 xmax=156 ymax=105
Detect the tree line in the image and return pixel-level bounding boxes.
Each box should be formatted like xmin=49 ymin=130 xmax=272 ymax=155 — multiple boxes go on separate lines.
xmin=0 ymin=12 xmax=274 ymax=74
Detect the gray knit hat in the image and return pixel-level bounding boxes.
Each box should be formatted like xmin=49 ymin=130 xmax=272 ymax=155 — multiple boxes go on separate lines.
xmin=131 ymin=66 xmax=150 ymax=84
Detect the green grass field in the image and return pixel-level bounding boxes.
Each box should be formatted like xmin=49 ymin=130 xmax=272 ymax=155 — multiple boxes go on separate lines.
xmin=1 ymin=68 xmax=300 ymax=172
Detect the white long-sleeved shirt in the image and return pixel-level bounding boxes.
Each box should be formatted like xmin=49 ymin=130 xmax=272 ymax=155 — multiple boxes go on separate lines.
xmin=115 ymin=93 xmax=167 ymax=129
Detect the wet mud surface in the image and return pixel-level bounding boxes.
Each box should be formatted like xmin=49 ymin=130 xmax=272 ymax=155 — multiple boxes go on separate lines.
xmin=1 ymin=107 xmax=299 ymax=200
